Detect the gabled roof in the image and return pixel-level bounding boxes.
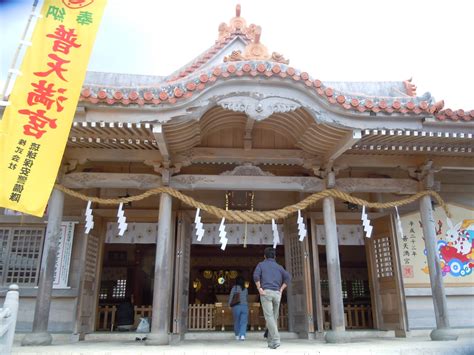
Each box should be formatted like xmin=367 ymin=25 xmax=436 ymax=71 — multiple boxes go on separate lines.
xmin=80 ymin=62 xmax=449 ymax=117
xmin=164 ymin=4 xmax=281 ymax=83
xmin=79 ymin=5 xmax=472 ymax=123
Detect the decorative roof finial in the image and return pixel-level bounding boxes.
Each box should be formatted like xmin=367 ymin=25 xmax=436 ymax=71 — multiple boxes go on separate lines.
xmin=219 ymin=5 xmax=290 ymax=64
xmin=403 ymin=78 xmax=417 ymax=97
xmin=254 ymin=26 xmax=261 ymax=44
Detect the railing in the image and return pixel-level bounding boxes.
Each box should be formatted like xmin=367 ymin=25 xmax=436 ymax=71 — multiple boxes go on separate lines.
xmin=96 ymin=302 xmax=288 ymax=332
xmin=133 ymin=305 xmax=153 ymax=328
xmin=0 ymin=285 xmax=19 ymax=355
xmin=278 ymin=303 xmax=288 ymax=330
xmin=96 ymin=305 xmax=116 ymax=331
xmin=249 ymin=303 xmax=262 ymax=330
xmin=189 ymin=302 xmax=289 ymax=332
xmin=188 ymin=304 xmax=215 ymax=330
xmin=323 ymin=304 xmax=372 ymax=329
xmin=96 ymin=305 xmax=153 ymax=331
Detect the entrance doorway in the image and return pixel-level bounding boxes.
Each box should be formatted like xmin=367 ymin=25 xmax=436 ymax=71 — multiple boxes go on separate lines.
xmin=96 ymin=243 xmax=155 ymax=331
xmin=187 ymin=244 xmax=288 ymax=332
xmin=318 ymin=245 xmax=373 ymax=329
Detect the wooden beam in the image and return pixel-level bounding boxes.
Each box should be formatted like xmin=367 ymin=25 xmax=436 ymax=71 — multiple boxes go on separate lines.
xmin=336 ymin=178 xmax=419 ymax=194
xmin=170 ymin=174 xmax=325 ymax=192
xmin=152 ymin=124 xmax=170 ymax=162
xmin=244 ymin=117 xmax=255 ymax=150
xmin=325 ymin=129 xmax=361 ymax=163
xmin=62 ymin=173 xmax=162 ymax=189
xmin=62 ymin=172 xmax=420 ymax=194
xmin=64 ymin=147 xmax=474 ymax=172
xmin=64 ymin=148 xmax=161 ymax=162
xmin=175 ymin=147 xmax=318 ymax=166
xmin=337 ymin=154 xmax=474 ymax=170
xmin=440 ymin=183 xmax=474 ymax=193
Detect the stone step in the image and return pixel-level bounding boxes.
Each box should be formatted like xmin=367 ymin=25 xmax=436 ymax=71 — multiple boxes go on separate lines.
xmin=10 ymin=335 xmax=474 ymax=355
xmin=183 ymin=330 xmax=299 ymax=340
xmin=14 ymin=327 xmax=474 ymax=344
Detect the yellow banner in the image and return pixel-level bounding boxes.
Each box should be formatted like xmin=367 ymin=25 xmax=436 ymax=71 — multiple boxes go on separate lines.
xmin=0 ymin=0 xmax=106 ymax=217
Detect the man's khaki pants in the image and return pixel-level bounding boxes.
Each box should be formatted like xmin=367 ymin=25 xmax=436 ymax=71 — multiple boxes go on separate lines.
xmin=260 ymin=289 xmax=281 ymax=346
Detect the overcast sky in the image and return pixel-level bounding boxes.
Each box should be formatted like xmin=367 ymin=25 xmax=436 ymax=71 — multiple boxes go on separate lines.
xmin=1 ymin=0 xmax=473 ymax=109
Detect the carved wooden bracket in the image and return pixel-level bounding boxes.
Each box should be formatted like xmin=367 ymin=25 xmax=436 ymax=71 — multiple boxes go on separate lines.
xmin=220 ymin=163 xmax=274 ymax=176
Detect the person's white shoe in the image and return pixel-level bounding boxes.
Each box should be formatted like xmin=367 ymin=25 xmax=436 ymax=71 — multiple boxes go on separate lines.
xmin=235 ymin=336 xmax=239 ymax=340
xmin=239 ymin=335 xmax=245 ymax=341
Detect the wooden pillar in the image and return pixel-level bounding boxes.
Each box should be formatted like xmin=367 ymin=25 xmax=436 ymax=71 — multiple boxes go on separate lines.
xmin=72 ymin=227 xmax=89 ymax=341
xmin=322 ymin=196 xmax=349 ymax=343
xmin=22 ymin=188 xmax=64 ymax=346
xmin=419 ymin=194 xmax=457 ymax=341
xmin=146 ymin=192 xmax=173 ymax=345
xmin=310 ymin=218 xmax=324 ymax=335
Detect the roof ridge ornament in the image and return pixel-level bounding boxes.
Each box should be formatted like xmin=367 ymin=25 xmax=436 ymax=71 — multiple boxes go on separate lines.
xmin=218 ymin=4 xmax=252 ymax=40
xmin=403 ymin=78 xmax=417 ymax=97
xmin=219 ymin=4 xmax=289 ymax=64
xmin=231 ymin=4 xmax=245 ymax=30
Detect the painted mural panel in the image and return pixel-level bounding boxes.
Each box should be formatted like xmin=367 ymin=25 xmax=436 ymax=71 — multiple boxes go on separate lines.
xmin=398 ymin=204 xmax=474 ymax=285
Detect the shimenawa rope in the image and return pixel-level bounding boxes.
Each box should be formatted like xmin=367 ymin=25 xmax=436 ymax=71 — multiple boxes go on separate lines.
xmin=54 ymin=184 xmax=450 ymax=223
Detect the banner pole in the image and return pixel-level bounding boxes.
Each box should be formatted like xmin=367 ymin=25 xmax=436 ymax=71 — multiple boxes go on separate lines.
xmin=1 ymin=0 xmax=41 ymax=102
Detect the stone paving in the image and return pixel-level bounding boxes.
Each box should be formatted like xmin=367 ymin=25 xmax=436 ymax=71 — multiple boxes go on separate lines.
xmin=10 ymin=333 xmax=474 ymax=355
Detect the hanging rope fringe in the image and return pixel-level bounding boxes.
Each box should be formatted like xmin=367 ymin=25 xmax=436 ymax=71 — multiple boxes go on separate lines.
xmin=55 ymin=184 xmax=451 ymax=222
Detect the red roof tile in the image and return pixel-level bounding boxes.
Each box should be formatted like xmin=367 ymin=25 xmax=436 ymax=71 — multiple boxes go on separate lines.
xmin=80 ymin=61 xmax=472 ymax=122
xmin=436 ymin=108 xmax=474 ymax=121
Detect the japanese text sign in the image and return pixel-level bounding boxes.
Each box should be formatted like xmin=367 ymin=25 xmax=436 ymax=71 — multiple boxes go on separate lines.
xmin=0 ymin=0 xmax=106 ymax=216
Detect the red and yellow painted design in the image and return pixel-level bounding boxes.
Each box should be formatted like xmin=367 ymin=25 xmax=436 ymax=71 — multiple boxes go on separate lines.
xmin=399 ymin=204 xmax=474 ymax=285
xmin=0 ymin=0 xmax=106 ymax=216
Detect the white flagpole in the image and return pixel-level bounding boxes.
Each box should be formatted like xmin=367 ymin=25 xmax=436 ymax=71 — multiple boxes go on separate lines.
xmin=1 ymin=0 xmax=41 ymax=103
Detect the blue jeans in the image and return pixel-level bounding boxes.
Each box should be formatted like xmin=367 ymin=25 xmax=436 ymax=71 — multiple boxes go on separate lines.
xmin=232 ymin=304 xmax=248 ymax=337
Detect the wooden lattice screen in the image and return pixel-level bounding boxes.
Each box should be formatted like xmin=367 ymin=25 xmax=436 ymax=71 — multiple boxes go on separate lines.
xmin=374 ymin=236 xmax=394 ymax=278
xmin=0 ymin=227 xmax=45 ymax=286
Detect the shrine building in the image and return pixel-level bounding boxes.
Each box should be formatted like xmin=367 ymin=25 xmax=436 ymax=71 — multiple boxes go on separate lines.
xmin=1 ymin=5 xmax=473 ymax=345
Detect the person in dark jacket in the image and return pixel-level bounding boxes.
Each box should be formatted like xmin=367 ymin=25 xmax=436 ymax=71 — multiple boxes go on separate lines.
xmin=116 ymin=296 xmax=134 ymax=331
xmin=228 ymin=276 xmax=249 ymax=340
xmin=253 ymin=247 xmax=291 ymax=349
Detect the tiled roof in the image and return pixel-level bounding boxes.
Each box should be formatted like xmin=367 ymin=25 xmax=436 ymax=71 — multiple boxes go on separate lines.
xmin=435 ymin=109 xmax=474 ymax=122
xmin=78 ymin=5 xmax=472 ymax=123
xmin=164 ymin=34 xmax=247 ymax=83
xmin=80 ymin=61 xmax=458 ymax=119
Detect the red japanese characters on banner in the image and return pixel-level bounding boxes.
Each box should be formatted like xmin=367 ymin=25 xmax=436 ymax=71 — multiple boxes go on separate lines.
xmin=0 ymin=0 xmax=107 ymax=216
xmin=21 ymin=24 xmax=81 ymax=139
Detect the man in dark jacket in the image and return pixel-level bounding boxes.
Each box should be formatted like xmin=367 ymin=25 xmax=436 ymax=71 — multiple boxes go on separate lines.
xmin=253 ymin=247 xmax=291 ymax=349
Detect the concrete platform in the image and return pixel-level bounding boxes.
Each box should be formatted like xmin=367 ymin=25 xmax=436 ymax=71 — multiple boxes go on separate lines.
xmin=183 ymin=331 xmax=300 ymax=340
xmin=11 ymin=331 xmax=474 ymax=355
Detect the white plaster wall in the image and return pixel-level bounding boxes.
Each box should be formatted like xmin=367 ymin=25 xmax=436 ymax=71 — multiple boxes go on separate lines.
xmin=405 ymin=287 xmax=474 ymax=329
